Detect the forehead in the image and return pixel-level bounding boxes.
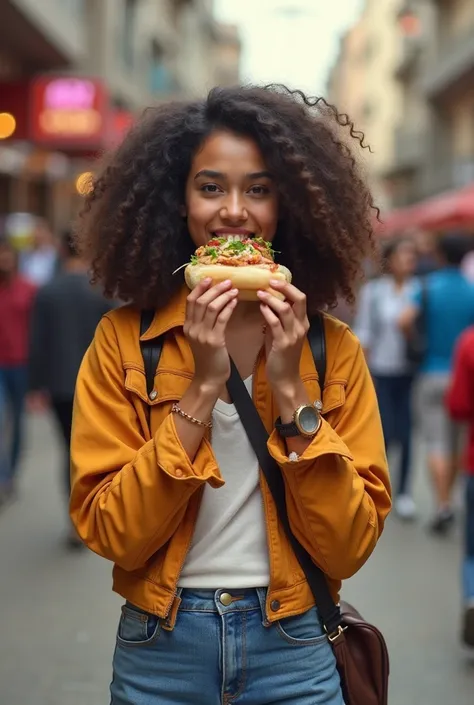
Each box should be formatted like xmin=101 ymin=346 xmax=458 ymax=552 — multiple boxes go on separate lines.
xmin=191 ymin=130 xmax=267 ymax=172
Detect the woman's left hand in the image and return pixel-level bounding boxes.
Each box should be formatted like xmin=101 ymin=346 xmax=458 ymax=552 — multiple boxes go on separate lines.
xmin=257 ymin=280 xmax=309 ymax=392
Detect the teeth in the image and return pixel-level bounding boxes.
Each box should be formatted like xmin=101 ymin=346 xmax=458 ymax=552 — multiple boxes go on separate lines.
xmin=213 ymin=233 xmax=249 ymax=241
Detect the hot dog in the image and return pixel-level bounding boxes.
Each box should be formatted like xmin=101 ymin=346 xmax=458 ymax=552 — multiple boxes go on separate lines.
xmin=182 ymin=236 xmax=291 ymax=301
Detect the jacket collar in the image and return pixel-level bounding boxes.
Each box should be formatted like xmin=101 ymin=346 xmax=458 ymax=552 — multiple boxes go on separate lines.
xmin=139 ymin=286 xmax=188 ymax=341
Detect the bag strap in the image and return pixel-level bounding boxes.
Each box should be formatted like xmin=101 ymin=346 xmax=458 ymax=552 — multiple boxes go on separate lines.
xmin=140 ymin=310 xmax=164 ymax=397
xmin=307 ymin=313 xmax=326 ymax=389
xmin=226 ymin=313 xmax=342 ymax=636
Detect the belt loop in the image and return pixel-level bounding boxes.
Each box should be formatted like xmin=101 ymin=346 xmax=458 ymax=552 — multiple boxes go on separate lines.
xmin=256 ymin=587 xmax=270 ymax=627
xmin=162 ymin=588 xmax=183 ymax=632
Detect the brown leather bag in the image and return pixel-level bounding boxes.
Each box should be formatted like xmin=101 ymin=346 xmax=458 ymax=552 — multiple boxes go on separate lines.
xmin=226 ymin=315 xmax=390 ymax=705
xmin=332 ymin=602 xmax=389 ymax=705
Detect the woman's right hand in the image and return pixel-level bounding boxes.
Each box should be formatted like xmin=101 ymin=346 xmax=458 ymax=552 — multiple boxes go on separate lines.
xmin=183 ymin=278 xmax=239 ymax=392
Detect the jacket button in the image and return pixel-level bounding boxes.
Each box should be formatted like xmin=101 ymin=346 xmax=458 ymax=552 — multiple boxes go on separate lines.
xmin=175 ymin=469 xmax=184 ymax=478
xmin=149 ymin=390 xmax=157 ymax=400
xmin=270 ymin=600 xmax=280 ymax=612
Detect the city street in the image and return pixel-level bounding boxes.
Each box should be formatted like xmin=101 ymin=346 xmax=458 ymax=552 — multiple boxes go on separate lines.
xmin=1 ymin=412 xmax=473 ymax=705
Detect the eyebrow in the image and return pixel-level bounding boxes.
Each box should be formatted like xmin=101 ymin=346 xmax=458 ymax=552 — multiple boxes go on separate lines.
xmin=194 ymin=169 xmax=273 ymax=180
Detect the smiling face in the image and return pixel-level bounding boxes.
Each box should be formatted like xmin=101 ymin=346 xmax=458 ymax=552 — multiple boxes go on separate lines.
xmin=185 ymin=130 xmax=279 ymax=249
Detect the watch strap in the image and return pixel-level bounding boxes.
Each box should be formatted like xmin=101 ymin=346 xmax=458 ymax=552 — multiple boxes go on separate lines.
xmin=275 ymin=416 xmax=300 ymax=438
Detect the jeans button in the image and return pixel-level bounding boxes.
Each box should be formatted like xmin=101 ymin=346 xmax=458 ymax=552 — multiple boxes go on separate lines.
xmin=220 ymin=592 xmax=233 ymax=606
xmin=270 ymin=599 xmax=281 ymax=612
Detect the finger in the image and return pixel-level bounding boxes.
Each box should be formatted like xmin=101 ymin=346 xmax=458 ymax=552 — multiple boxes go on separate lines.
xmin=260 ymin=303 xmax=285 ymax=339
xmin=269 ymin=280 xmax=307 ymax=320
xmin=257 ymin=290 xmax=294 ymax=331
xmin=212 ymin=297 xmax=238 ymax=337
xmin=193 ymin=280 xmax=233 ymax=324
xmin=186 ymin=278 xmax=212 ymax=323
xmin=203 ymin=288 xmax=239 ymax=329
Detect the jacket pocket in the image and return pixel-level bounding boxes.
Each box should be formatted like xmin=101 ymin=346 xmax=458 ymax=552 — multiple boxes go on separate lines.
xmin=124 ymin=367 xmax=192 ymax=405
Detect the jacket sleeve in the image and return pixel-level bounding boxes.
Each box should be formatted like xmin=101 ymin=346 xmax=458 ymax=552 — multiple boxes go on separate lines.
xmin=267 ymin=327 xmax=391 ymax=581
xmin=446 ymin=330 xmax=474 ymax=421
xmin=70 ymin=316 xmax=223 ymax=571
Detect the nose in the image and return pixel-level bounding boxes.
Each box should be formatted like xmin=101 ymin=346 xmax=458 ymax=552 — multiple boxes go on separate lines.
xmin=220 ymin=190 xmax=247 ymax=223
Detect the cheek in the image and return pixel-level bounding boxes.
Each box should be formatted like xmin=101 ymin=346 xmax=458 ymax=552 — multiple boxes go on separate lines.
xmin=256 ymin=199 xmax=279 ymax=232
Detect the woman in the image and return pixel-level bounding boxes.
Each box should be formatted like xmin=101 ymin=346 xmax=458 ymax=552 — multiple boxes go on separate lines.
xmin=354 ymin=239 xmax=417 ymax=520
xmin=71 ymin=85 xmax=391 ymax=704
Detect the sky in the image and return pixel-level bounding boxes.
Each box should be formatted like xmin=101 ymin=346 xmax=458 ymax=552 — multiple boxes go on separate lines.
xmin=214 ymin=0 xmax=364 ymax=95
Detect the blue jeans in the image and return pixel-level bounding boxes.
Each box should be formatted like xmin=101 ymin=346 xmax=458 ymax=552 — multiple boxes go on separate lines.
xmin=111 ymin=588 xmax=344 ymax=704
xmin=373 ymin=374 xmax=413 ymax=496
xmin=463 ymin=476 xmax=474 ymax=601
xmin=0 ymin=365 xmax=28 ymax=485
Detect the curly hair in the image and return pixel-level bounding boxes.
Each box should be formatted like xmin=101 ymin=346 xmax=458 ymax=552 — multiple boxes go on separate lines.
xmin=77 ymin=84 xmax=378 ymax=314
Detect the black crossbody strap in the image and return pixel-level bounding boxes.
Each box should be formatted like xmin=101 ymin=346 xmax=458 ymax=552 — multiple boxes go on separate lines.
xmin=308 ymin=312 xmax=326 ymax=389
xmin=226 ymin=313 xmax=341 ymax=635
xmin=140 ymin=310 xmax=164 ymax=397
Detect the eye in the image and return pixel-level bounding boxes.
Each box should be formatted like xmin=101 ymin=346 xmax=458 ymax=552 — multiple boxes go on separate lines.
xmin=248 ymin=185 xmax=270 ymax=195
xmin=201 ymin=184 xmax=222 ymax=194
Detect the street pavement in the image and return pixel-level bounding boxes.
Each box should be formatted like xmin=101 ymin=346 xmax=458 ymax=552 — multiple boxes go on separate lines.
xmin=1 ymin=412 xmax=473 ymax=705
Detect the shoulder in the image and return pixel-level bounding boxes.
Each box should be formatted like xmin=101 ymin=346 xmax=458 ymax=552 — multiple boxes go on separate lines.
xmin=100 ymin=303 xmax=141 ymax=340
xmin=322 ymin=312 xmax=360 ymax=356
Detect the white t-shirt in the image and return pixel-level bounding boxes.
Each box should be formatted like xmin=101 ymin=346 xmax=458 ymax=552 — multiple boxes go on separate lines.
xmin=179 ymin=376 xmax=270 ymax=588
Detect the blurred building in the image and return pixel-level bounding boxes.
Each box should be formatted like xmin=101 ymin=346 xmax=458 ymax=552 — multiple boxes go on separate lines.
xmin=328 ymin=0 xmax=474 ymax=238
xmin=0 ymin=0 xmax=241 ymax=230
xmin=382 ymin=0 xmax=474 ymax=235
xmin=327 ymin=0 xmax=404 ymax=212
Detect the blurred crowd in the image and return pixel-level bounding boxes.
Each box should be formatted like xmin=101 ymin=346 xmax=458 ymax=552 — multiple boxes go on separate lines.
xmin=351 ymin=228 xmax=474 ymax=649
xmin=0 ymin=218 xmax=111 ymax=545
xmin=1 ymin=218 xmax=474 ymax=647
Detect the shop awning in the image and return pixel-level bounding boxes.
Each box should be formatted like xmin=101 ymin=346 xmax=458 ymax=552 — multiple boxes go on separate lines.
xmin=378 ymin=182 xmax=474 ymax=237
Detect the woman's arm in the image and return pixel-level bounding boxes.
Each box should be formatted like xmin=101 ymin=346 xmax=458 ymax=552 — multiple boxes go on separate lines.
xmin=70 ymin=316 xmax=224 ymax=572
xmin=268 ymin=327 xmax=391 ymax=581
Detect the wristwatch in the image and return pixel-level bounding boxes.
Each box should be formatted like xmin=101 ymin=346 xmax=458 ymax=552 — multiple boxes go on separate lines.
xmin=275 ymin=402 xmax=322 ymax=438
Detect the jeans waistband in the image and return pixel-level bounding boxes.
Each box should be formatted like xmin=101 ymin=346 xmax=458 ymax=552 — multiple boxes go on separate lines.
xmin=178 ymin=587 xmax=267 ymax=613
xmin=127 ymin=587 xmax=268 ymax=619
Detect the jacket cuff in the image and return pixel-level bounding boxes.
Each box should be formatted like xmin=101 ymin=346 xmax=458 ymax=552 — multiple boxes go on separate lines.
xmin=267 ymin=418 xmax=353 ymax=468
xmin=155 ymin=414 xmax=224 ymax=488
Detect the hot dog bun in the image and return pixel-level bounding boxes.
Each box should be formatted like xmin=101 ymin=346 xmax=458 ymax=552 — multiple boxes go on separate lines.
xmin=185 ymin=263 xmax=292 ymax=301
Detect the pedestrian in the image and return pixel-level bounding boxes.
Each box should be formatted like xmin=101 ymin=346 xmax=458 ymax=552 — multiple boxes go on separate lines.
xmin=27 ymin=229 xmax=112 ymax=547
xmin=354 ymin=238 xmax=418 ymax=519
xmin=0 ymin=236 xmax=37 ymax=505
xmin=19 ymin=217 xmax=58 ymax=286
xmin=445 ymin=327 xmax=474 ymax=648
xmin=400 ymin=234 xmax=474 ymax=534
xmin=70 ymin=85 xmax=391 ymax=704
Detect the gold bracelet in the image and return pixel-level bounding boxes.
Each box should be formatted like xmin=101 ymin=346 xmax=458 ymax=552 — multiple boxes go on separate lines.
xmin=171 ymin=403 xmax=213 ymax=429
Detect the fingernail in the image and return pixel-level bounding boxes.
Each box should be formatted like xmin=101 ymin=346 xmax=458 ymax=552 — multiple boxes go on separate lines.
xmin=257 ymin=290 xmax=266 ymax=298
xmin=204 ymin=277 xmax=212 ymax=284
xmin=269 ymin=279 xmax=281 ymax=286
xmin=231 ymin=288 xmax=239 ymax=294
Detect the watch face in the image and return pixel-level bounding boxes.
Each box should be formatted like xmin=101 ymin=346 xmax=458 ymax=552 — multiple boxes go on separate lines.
xmin=296 ymin=405 xmax=320 ymax=435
